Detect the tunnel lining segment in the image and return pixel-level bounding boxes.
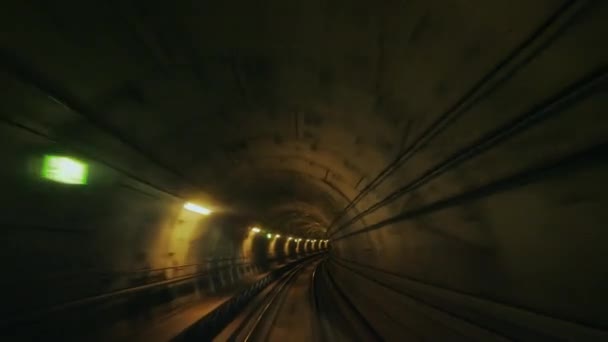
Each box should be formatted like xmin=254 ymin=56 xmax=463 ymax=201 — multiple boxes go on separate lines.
xmin=332 ymin=139 xmax=608 ymax=241
xmin=330 ymin=257 xmax=608 ymax=339
xmin=330 ymin=67 xmax=608 ymax=238
xmin=324 ymin=0 xmax=592 ymax=235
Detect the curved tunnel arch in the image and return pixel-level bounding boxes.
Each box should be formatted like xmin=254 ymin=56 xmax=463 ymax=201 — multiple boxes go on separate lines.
xmin=186 ymin=135 xmax=373 ymax=179
xmin=1 ymin=1 xmax=608 ymax=340
xmin=211 ymin=165 xmax=369 ymax=238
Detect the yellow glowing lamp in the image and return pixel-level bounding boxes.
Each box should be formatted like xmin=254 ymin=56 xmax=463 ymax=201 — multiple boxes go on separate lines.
xmin=41 ymin=155 xmax=88 ymax=185
xmin=251 ymin=227 xmax=261 ymax=233
xmin=275 ymin=234 xmax=281 ymax=238
xmin=184 ymin=202 xmax=212 ymax=215
xmin=267 ymin=233 xmax=272 ymax=239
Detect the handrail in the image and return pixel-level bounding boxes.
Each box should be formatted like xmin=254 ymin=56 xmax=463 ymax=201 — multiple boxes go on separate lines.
xmin=15 ymin=257 xmax=252 ymax=283
xmin=111 ymin=257 xmax=251 ymax=275
xmin=2 ymin=260 xmax=253 ymax=327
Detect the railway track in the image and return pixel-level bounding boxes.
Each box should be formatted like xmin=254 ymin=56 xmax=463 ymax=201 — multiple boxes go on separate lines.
xmin=216 ymin=256 xmax=381 ymax=342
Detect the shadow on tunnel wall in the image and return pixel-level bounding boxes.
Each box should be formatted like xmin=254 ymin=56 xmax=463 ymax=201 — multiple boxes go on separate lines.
xmin=273 ymin=237 xmax=287 ymax=263
xmin=251 ymin=234 xmax=270 ymax=271
xmin=287 ymin=240 xmax=297 ymax=259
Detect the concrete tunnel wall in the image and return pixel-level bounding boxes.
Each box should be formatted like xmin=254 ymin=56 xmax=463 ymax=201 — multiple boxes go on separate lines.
xmin=1 ymin=0 xmax=607 ymax=340
xmin=0 ymin=120 xmax=326 ymax=333
xmin=322 ymin=2 xmax=608 ymax=339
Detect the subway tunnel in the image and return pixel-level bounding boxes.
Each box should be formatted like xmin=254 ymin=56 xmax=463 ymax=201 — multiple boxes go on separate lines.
xmin=1 ymin=0 xmax=607 ymax=341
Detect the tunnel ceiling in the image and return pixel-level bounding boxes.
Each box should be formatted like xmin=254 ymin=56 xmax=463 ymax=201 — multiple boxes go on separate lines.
xmin=0 ymin=0 xmax=570 ymax=237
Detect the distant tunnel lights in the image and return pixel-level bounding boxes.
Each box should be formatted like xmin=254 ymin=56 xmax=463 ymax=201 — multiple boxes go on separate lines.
xmin=184 ymin=202 xmax=211 ymax=215
xmin=251 ymin=227 xmax=261 ymax=233
xmin=267 ymin=233 xmax=272 ymax=239
xmin=275 ymin=234 xmax=280 ymax=238
xmin=41 ymin=155 xmax=88 ymax=185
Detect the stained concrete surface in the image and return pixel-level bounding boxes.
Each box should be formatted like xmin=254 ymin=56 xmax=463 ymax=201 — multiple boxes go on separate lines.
xmin=1 ymin=0 xmax=607 ymax=340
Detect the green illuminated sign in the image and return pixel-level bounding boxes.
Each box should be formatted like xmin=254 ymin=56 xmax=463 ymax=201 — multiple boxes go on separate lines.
xmin=41 ymin=155 xmax=89 ymax=185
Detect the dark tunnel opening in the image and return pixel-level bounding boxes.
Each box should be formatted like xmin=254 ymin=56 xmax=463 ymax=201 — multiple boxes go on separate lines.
xmin=272 ymin=236 xmax=286 ymax=263
xmin=251 ymin=234 xmax=270 ymax=271
xmin=287 ymin=239 xmax=297 ymax=258
xmin=1 ymin=0 xmax=608 ymax=341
